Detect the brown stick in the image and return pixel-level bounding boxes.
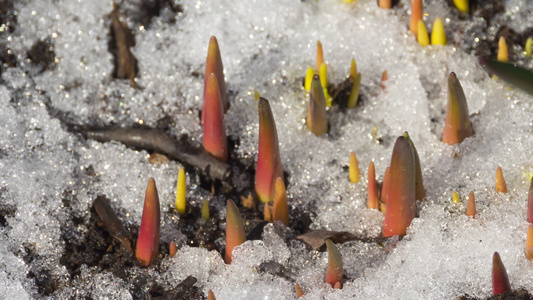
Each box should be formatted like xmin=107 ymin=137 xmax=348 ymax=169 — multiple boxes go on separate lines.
xmin=111 ymin=1 xmax=137 ymax=88
xmin=93 ymin=195 xmax=133 ymax=253
xmin=86 ymin=128 xmax=232 ymax=183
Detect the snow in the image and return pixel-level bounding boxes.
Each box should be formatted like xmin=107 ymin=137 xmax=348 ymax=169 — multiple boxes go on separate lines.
xmin=1 ymin=0 xmax=533 ymax=299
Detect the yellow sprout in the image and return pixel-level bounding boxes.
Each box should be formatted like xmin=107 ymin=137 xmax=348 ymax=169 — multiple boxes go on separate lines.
xmin=453 ymin=0 xmax=469 ymax=13
xmin=452 ymin=190 xmax=460 ymax=204
xmin=417 ymin=20 xmax=429 ymax=47
xmin=431 ymin=17 xmax=446 ymax=45
xmin=304 ymin=67 xmax=315 ymax=92
xmin=349 ymin=152 xmax=359 ymax=183
xmin=175 ymin=167 xmax=186 ymax=214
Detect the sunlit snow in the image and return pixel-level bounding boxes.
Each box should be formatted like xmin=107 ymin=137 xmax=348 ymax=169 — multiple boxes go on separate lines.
xmin=1 ymin=0 xmax=533 ymax=299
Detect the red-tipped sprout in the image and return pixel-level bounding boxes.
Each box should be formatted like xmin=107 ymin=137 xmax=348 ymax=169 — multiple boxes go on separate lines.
xmin=273 ymin=177 xmax=289 ymax=226
xmin=492 ymin=252 xmax=511 ymax=295
xmin=169 ymin=241 xmax=177 ymax=257
xmin=466 ymin=191 xmax=476 ymax=218
xmin=202 ymin=73 xmax=228 ymax=161
xmin=495 ymin=166 xmax=508 ymax=193
xmin=409 ymin=0 xmax=423 ymax=35
xmin=225 ymin=200 xmax=246 ymax=264
xmin=382 ymin=136 xmax=416 ymax=237
xmin=403 ymin=132 xmax=425 ymax=200
xmin=202 ymin=36 xmax=227 ymax=123
xmin=442 ymin=72 xmax=473 ymax=145
xmin=255 ymin=98 xmax=284 ymax=203
xmin=208 ymin=290 xmax=216 ymax=300
xmin=135 ymin=178 xmax=161 ymax=267
xmin=367 ymin=161 xmax=379 ymax=210
xmin=325 ymin=239 xmax=343 ymax=289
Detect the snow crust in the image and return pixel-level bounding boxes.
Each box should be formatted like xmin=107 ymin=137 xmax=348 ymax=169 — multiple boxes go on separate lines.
xmin=1 ymin=0 xmax=533 ymax=299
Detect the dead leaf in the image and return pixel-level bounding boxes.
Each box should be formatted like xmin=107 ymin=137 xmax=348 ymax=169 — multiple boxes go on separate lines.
xmin=296 ymin=230 xmax=356 ymax=250
xmin=148 ymin=153 xmax=170 ymax=165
